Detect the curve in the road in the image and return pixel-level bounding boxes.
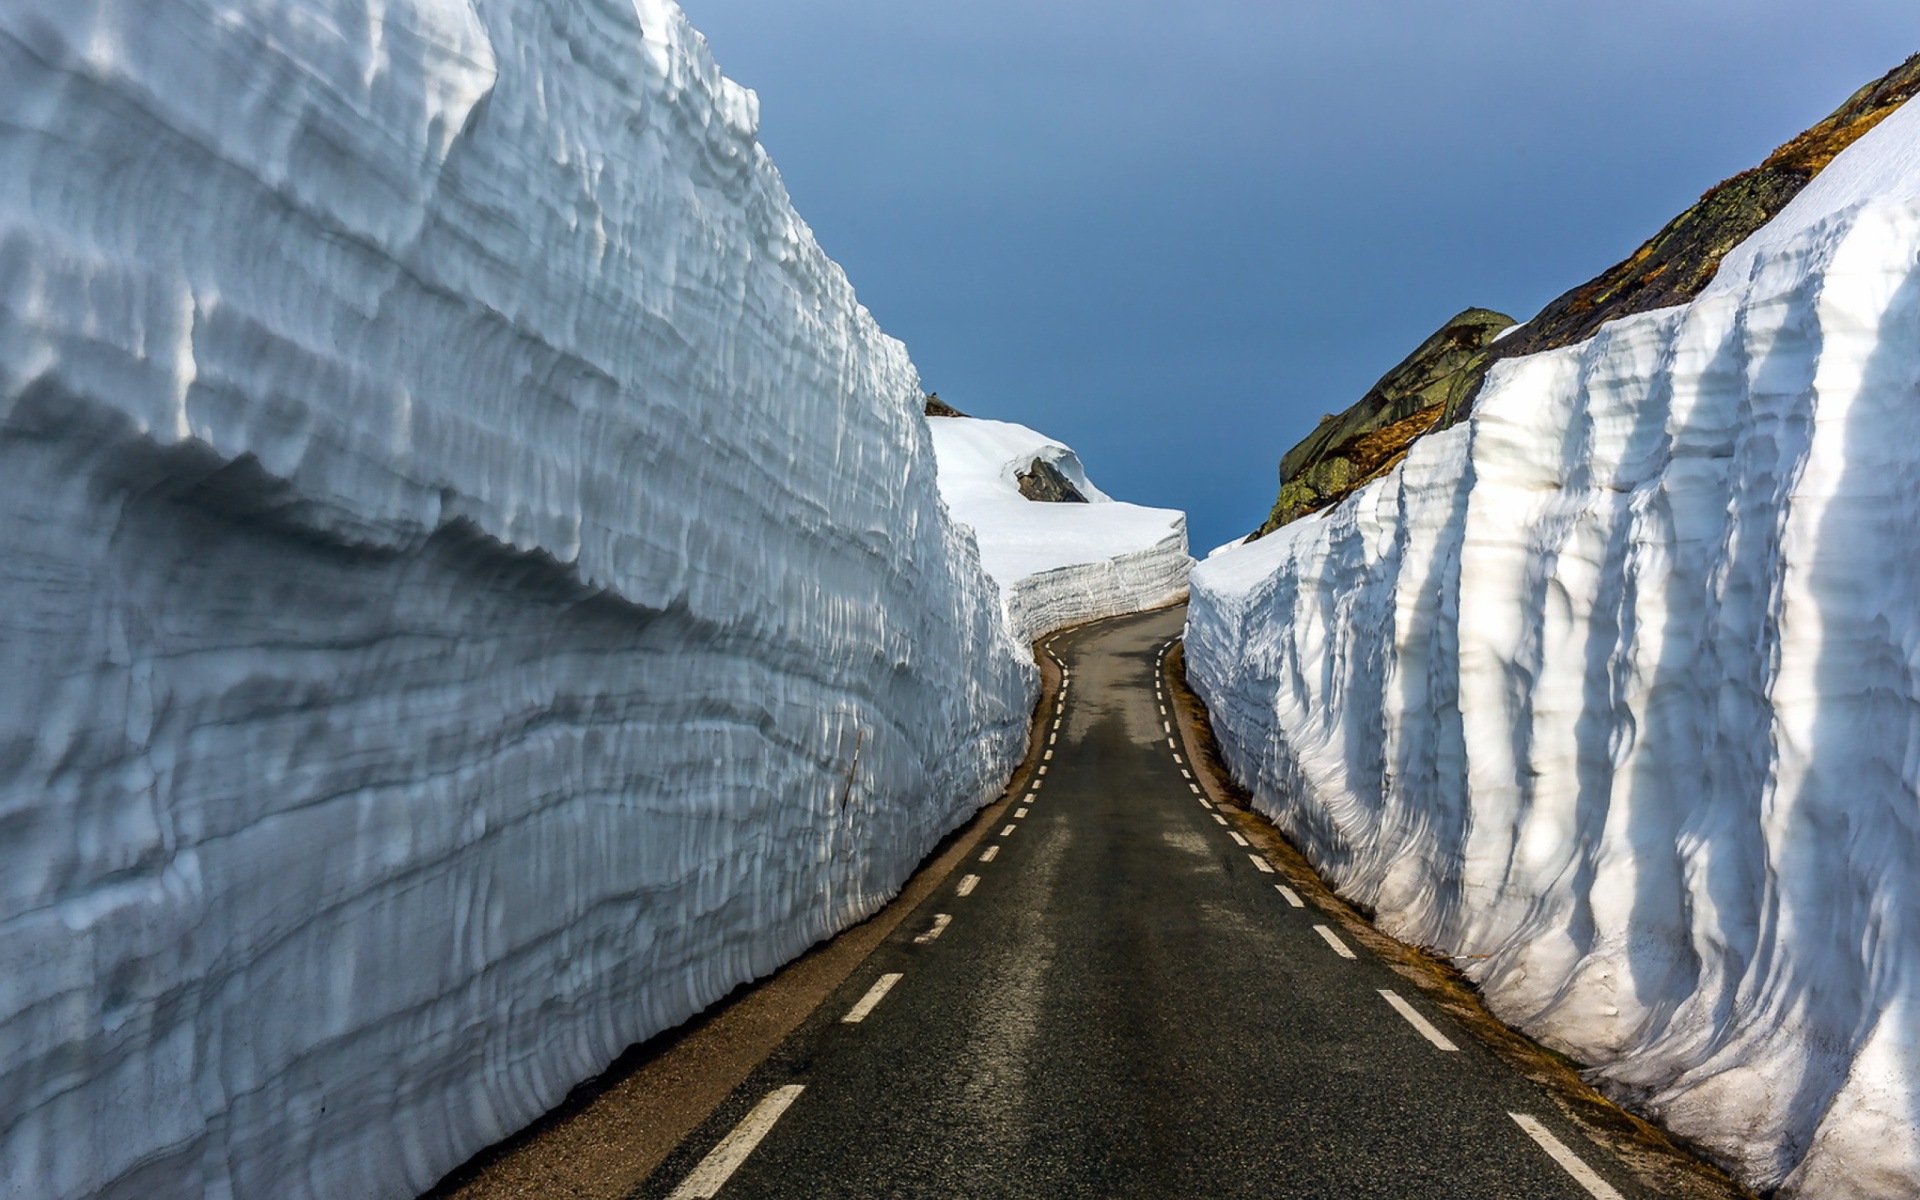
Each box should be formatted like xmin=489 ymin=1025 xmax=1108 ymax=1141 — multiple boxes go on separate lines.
xmin=636 ymin=607 xmax=1656 ymax=1200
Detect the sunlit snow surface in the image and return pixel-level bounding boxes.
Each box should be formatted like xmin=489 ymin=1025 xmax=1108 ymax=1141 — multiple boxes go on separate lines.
xmin=0 ymin=1 xmax=1037 ymax=1197
xmin=928 ymin=417 xmax=1191 ymax=646
xmin=1188 ymin=97 xmax=1920 ymax=1197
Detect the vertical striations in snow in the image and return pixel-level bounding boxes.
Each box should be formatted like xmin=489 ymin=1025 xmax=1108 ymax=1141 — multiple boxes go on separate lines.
xmin=1188 ymin=97 xmax=1920 ymax=1197
xmin=927 ymin=416 xmax=1191 ymax=646
xmin=0 ymin=2 xmax=1034 ymax=1198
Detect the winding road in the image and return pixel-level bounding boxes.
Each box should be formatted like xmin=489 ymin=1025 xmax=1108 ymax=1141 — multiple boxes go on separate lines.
xmin=631 ymin=606 xmax=1656 ymax=1200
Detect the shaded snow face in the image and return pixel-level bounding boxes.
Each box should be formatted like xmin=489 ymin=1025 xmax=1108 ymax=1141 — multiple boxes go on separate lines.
xmin=928 ymin=416 xmax=1192 ymax=645
xmin=0 ymin=1 xmax=1033 ymax=1197
xmin=1188 ymin=98 xmax=1920 ymax=1199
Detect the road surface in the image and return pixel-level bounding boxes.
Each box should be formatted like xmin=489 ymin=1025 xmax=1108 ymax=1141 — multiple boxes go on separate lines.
xmin=634 ymin=606 xmax=1647 ymax=1200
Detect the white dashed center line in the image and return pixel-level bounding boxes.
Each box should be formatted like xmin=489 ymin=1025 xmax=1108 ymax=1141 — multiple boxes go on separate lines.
xmin=1189 ymin=783 xmax=1202 ymax=794
xmin=1275 ymin=885 xmax=1303 ymax=907
xmin=1001 ymin=824 xmax=1017 ymax=837
xmin=1015 ymin=807 xmax=1028 ymax=818
xmin=842 ymin=973 xmax=903 ymax=1023
xmin=1248 ymin=856 xmax=1275 ymax=874
xmin=1044 ymin=749 xmax=1054 ymax=760
xmin=957 ymin=874 xmax=980 ymax=896
xmin=1038 ymin=765 xmax=1048 ymax=775
xmin=914 ymin=914 xmax=953 ymax=944
xmin=1180 ymin=768 xmax=1192 ymax=779
xmin=665 ymin=1084 xmax=806 ymax=1200
xmin=1228 ymin=831 xmax=1249 ymax=847
xmin=1509 ymin=1113 xmax=1627 ymax=1200
xmin=1313 ymin=925 xmax=1356 ymax=959
xmin=980 ymin=846 xmax=999 ymax=862
xmin=1378 ymin=989 xmax=1458 ymax=1051
xmin=1211 ymin=814 xmax=1228 ymax=826
xmin=1048 ymin=732 xmax=1056 ymax=744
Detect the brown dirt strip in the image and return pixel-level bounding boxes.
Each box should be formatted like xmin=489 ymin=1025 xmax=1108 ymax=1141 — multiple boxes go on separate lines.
xmin=420 ymin=642 xmax=1067 ymax=1200
xmin=1161 ymin=640 xmax=1757 ymax=1200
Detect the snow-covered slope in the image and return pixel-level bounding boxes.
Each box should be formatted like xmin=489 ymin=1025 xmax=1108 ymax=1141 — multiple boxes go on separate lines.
xmin=1188 ymin=96 xmax=1920 ymax=1197
xmin=0 ymin=3 xmax=1035 ymax=1198
xmin=928 ymin=416 xmax=1190 ymax=645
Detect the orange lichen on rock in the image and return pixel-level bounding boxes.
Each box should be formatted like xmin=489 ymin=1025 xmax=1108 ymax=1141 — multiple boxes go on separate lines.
xmin=1253 ymin=52 xmax=1920 ymax=538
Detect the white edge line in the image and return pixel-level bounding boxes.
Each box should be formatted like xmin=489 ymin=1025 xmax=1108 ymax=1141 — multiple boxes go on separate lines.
xmin=841 ymin=972 xmax=903 ymax=1023
xmin=957 ymin=874 xmax=980 ymax=896
xmin=1508 ymin=1113 xmax=1628 ymax=1200
xmin=1378 ymin=989 xmax=1459 ymax=1052
xmin=1248 ymin=855 xmax=1274 ymax=873
xmin=666 ymin=1084 xmax=806 ymax=1200
xmin=1275 ymin=884 xmax=1303 ymax=907
xmin=1313 ymin=925 xmax=1356 ymax=959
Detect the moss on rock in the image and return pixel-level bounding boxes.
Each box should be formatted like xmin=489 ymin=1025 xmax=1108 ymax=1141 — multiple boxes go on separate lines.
xmin=1253 ymin=52 xmax=1920 ymax=538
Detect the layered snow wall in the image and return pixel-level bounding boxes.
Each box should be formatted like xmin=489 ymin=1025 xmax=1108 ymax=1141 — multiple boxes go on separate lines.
xmin=1188 ymin=97 xmax=1920 ymax=1197
xmin=928 ymin=416 xmax=1191 ymax=646
xmin=0 ymin=2 xmax=1036 ymax=1198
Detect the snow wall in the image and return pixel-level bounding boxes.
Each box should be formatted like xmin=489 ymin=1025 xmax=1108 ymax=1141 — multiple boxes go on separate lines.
xmin=0 ymin=2 xmax=1037 ymax=1197
xmin=1187 ymin=96 xmax=1920 ymax=1197
xmin=928 ymin=416 xmax=1191 ymax=647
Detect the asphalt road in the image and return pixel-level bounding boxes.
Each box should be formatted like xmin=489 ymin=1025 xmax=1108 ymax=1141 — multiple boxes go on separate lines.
xmin=634 ymin=606 xmax=1650 ymax=1200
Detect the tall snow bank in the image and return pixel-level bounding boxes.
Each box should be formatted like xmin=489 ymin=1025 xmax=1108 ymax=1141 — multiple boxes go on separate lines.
xmin=0 ymin=2 xmax=1034 ymax=1198
xmin=1188 ymin=96 xmax=1920 ymax=1198
xmin=928 ymin=416 xmax=1191 ymax=645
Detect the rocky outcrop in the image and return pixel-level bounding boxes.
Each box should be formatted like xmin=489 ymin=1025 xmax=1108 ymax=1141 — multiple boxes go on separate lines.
xmin=926 ymin=416 xmax=1189 ymax=647
xmin=1015 ymin=457 xmax=1089 ymax=503
xmin=1253 ymin=308 xmax=1513 ymax=535
xmin=1195 ymin=55 xmax=1920 ymax=1200
xmin=1255 ymin=51 xmax=1920 ymax=536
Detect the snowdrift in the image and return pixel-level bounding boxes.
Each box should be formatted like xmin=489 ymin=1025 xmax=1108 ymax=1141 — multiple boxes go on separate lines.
xmin=1188 ymin=96 xmax=1920 ymax=1196
xmin=928 ymin=416 xmax=1191 ymax=646
xmin=0 ymin=2 xmax=1034 ymax=1197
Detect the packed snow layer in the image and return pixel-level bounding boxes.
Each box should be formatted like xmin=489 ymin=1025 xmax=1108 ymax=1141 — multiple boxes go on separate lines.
xmin=928 ymin=416 xmax=1191 ymax=646
xmin=0 ymin=3 xmax=1036 ymax=1198
xmin=1188 ymin=96 xmax=1920 ymax=1198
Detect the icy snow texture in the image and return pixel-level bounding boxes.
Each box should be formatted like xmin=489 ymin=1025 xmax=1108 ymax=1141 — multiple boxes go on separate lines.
xmin=928 ymin=416 xmax=1190 ymax=646
xmin=1188 ymin=97 xmax=1920 ymax=1198
xmin=0 ymin=2 xmax=1035 ymax=1198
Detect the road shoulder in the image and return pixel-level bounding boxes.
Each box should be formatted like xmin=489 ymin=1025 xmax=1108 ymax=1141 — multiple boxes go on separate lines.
xmin=1162 ymin=641 xmax=1756 ymax=1200
xmin=419 ymin=635 xmax=1069 ymax=1200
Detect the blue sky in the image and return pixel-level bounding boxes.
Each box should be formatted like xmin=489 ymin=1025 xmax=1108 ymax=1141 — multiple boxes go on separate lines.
xmin=681 ymin=1 xmax=1920 ymax=553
